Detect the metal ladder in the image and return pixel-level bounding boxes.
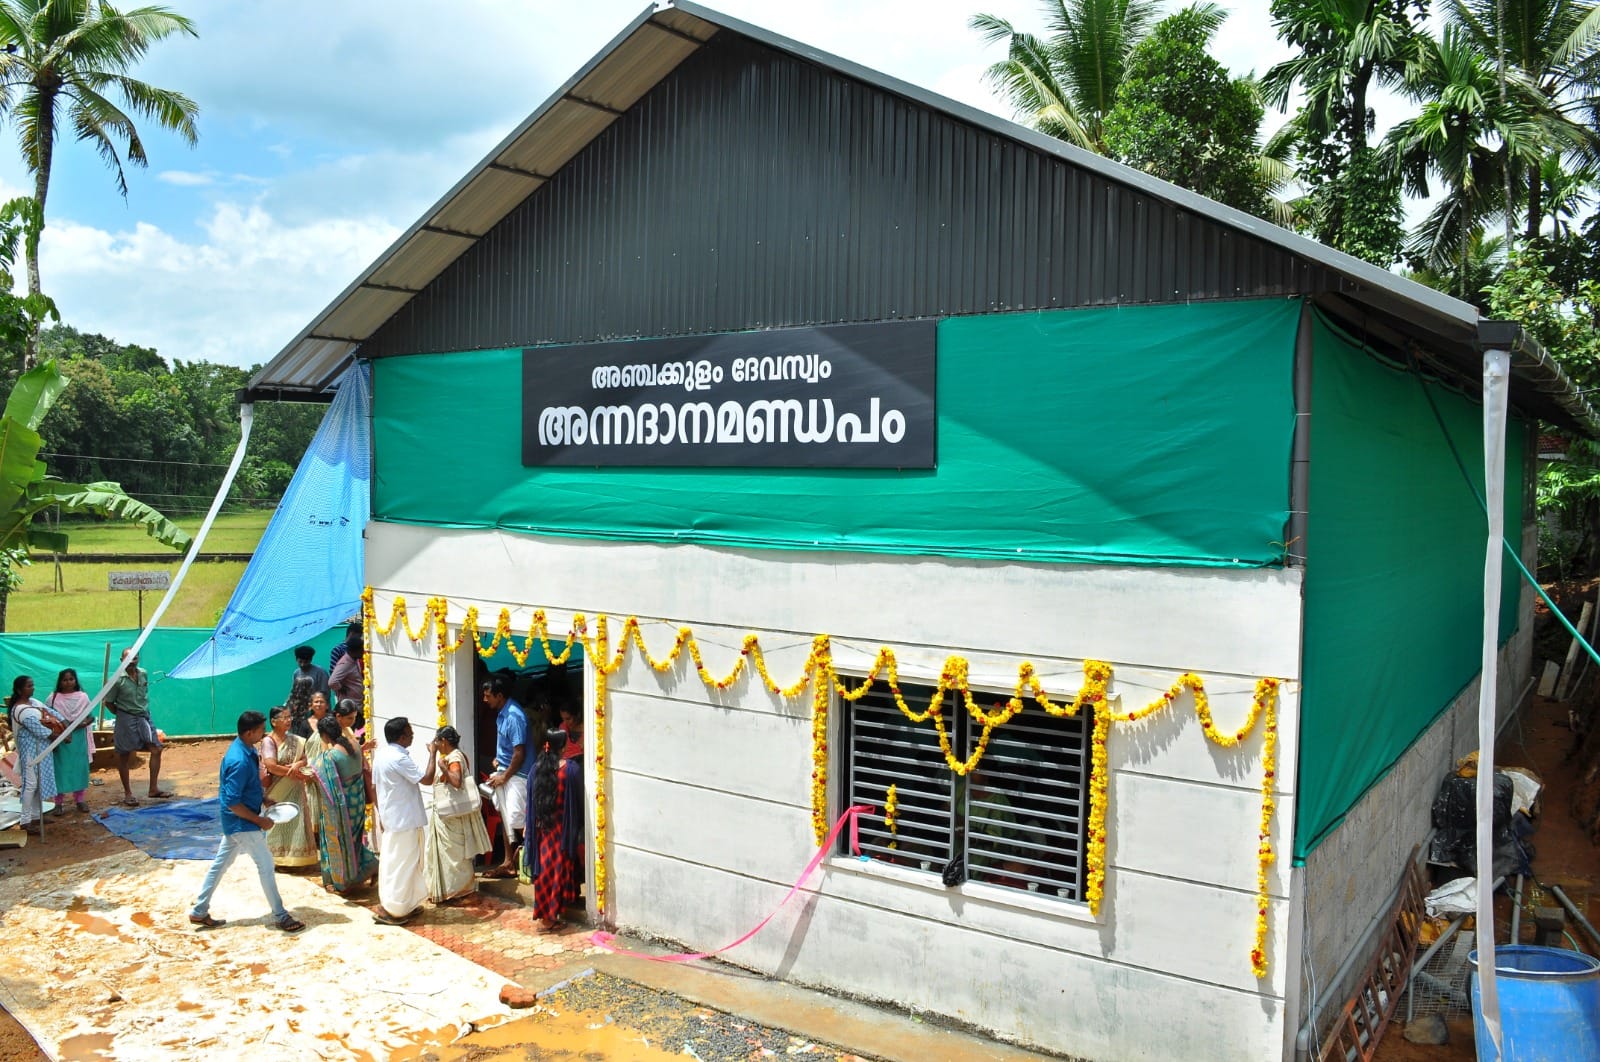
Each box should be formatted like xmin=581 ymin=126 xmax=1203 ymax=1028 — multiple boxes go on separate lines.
xmin=1317 ymin=854 xmax=1429 ymax=1062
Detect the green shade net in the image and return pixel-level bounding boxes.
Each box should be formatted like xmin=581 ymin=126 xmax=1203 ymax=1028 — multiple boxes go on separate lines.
xmin=373 ymin=299 xmax=1300 ymax=567
xmin=0 ymin=627 xmax=347 ymax=737
xmin=1294 ymin=313 xmax=1524 ymax=862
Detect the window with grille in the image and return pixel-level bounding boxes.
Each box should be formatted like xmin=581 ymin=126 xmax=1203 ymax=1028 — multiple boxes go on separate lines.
xmin=840 ymin=675 xmax=1092 ymax=902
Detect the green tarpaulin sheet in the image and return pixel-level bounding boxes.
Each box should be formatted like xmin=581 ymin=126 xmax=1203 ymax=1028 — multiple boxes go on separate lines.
xmin=373 ymin=299 xmax=1300 ymax=567
xmin=0 ymin=627 xmax=345 ymax=737
xmin=1294 ymin=313 xmax=1524 ymax=862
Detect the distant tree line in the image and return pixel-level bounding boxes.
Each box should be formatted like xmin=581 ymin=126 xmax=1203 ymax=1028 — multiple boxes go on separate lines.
xmin=10 ymin=324 xmax=321 ymax=517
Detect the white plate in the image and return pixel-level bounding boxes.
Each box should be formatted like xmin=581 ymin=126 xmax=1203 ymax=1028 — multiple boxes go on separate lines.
xmin=263 ymin=802 xmax=300 ymax=825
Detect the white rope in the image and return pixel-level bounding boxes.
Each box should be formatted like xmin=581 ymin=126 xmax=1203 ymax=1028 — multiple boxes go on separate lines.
xmin=27 ymin=404 xmax=255 ymax=766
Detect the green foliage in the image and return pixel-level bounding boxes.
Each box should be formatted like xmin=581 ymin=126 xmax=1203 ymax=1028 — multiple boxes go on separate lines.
xmin=1318 ymin=147 xmax=1406 ymax=265
xmin=1102 ymin=7 xmax=1270 ymax=215
xmin=0 ymin=359 xmax=196 ymax=627
xmin=29 ymin=324 xmax=321 ymax=514
xmin=1403 ymin=229 xmax=1506 ymax=307
xmin=970 ymin=0 xmax=1166 ymax=151
xmin=1263 ymin=0 xmax=1426 ymax=264
xmin=0 ymin=360 xmax=191 ymax=549
xmin=0 ymin=196 xmax=56 ymax=348
xmin=1445 ymin=0 xmax=1600 ymax=241
xmin=1487 ymin=250 xmax=1600 ymax=573
xmin=1488 ymin=249 xmax=1600 ymax=375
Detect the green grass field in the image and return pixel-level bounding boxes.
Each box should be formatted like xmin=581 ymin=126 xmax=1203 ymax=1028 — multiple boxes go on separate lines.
xmin=9 ymin=560 xmax=247 ymax=631
xmin=43 ymin=509 xmax=273 ymax=555
xmin=9 ymin=511 xmax=271 ymax=632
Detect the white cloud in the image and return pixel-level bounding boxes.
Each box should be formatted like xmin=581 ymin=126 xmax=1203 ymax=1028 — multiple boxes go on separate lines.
xmin=156 ymin=170 xmax=215 ymax=187
xmin=40 ymin=201 xmax=399 ymax=368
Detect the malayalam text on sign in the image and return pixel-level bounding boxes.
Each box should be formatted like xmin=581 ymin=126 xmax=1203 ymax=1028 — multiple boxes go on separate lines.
xmin=522 ymin=320 xmax=936 ymax=468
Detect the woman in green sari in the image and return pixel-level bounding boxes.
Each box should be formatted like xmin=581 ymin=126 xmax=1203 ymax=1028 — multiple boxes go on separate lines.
xmin=308 ymin=715 xmax=377 ymax=893
xmin=261 ymin=706 xmax=318 ymax=868
xmin=300 ymin=691 xmax=334 ymax=827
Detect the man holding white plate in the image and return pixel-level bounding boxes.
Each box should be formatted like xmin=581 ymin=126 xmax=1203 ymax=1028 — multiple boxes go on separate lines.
xmin=188 ymin=710 xmax=308 ymax=934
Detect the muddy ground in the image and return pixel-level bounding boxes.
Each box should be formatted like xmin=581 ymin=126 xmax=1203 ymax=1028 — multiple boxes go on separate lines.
xmin=0 ymin=737 xmax=224 ymax=1061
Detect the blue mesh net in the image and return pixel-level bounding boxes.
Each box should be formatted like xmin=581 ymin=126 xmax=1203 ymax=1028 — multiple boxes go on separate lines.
xmin=168 ymin=364 xmax=371 ymax=679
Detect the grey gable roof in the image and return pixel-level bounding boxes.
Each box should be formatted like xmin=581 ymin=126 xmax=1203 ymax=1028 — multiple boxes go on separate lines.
xmin=245 ymin=1 xmax=1597 ymax=435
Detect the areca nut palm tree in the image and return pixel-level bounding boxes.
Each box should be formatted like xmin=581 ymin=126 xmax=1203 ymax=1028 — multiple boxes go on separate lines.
xmin=1262 ymin=0 xmax=1425 ymax=155
xmin=1384 ymin=26 xmax=1568 ymax=285
xmin=970 ymin=0 xmax=1164 ymax=153
xmin=0 ymin=0 xmax=198 ymax=368
xmin=1445 ymin=0 xmax=1600 ymax=238
xmin=1262 ymin=0 xmax=1426 ymax=262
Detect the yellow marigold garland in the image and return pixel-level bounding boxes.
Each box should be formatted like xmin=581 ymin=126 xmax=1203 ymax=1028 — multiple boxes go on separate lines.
xmin=358 ymin=589 xmax=1282 ymax=974
xmin=884 ymin=784 xmax=899 ymax=850
xmin=1251 ymin=678 xmax=1279 ymax=979
xmin=591 ymin=615 xmax=615 ymax=916
xmin=360 ymin=587 xmax=375 ymax=734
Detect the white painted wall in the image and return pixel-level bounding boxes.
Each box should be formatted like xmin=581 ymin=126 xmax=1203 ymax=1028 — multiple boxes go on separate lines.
xmin=364 ymin=521 xmax=1305 ymax=1061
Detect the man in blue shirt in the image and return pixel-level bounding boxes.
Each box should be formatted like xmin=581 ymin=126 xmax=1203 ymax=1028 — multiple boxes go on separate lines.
xmin=188 ymin=711 xmax=307 ymax=933
xmin=482 ymin=674 xmax=528 ymax=879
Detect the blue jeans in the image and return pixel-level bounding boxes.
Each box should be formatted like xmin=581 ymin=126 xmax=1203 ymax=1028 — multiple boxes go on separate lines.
xmin=191 ymin=828 xmax=288 ymax=923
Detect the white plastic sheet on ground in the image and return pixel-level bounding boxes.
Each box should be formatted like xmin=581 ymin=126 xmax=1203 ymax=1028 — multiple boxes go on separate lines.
xmin=1425 ymin=876 xmax=1479 ymax=919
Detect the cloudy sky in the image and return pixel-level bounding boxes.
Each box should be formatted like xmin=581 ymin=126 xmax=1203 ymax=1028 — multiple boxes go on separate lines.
xmin=1 ymin=0 xmax=1346 ymax=370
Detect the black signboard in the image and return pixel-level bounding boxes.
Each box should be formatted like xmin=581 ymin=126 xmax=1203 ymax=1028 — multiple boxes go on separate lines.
xmin=522 ymin=320 xmax=936 ymax=468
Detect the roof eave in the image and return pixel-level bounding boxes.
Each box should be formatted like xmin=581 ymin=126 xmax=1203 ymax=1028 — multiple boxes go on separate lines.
xmin=246 ymin=1 xmax=665 ymax=396
xmin=1478 ymin=319 xmax=1600 ymax=438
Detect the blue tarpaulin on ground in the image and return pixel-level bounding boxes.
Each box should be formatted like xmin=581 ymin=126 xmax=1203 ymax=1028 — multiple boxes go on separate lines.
xmin=93 ymin=798 xmax=220 ymax=860
xmin=169 ymin=364 xmax=371 ymax=679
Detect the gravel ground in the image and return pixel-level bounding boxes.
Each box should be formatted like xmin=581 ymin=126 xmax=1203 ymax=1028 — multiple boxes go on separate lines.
xmin=443 ymin=971 xmax=879 ymax=1061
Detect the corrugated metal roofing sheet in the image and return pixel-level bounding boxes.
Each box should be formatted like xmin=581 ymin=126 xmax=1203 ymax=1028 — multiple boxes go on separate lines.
xmin=244 ymin=2 xmax=1596 ymax=434
xmin=361 ymin=34 xmax=1337 ymax=358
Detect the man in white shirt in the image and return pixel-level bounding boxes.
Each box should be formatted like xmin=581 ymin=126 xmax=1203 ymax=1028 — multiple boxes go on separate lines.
xmin=373 ymin=716 xmax=435 ymax=925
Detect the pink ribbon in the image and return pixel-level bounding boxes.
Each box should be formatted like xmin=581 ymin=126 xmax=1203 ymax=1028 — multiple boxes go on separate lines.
xmin=591 ymin=804 xmax=875 ymax=962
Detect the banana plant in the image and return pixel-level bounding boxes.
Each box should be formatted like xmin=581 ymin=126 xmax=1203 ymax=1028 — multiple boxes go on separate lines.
xmin=0 ymin=360 xmax=190 ymax=629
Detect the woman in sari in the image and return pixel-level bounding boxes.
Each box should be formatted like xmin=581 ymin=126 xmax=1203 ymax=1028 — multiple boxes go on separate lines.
xmin=8 ymin=676 xmax=63 ymax=835
xmin=308 ymin=715 xmax=377 ymax=893
xmin=299 ymin=692 xmax=335 ymax=826
xmin=425 ymin=725 xmax=492 ymax=903
xmin=260 ymin=705 xmax=317 ymax=868
xmin=523 ymin=729 xmax=584 ymax=928
xmin=46 ymin=669 xmax=92 ymax=813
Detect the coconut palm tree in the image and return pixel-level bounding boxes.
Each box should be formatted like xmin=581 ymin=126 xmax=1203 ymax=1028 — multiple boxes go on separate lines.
xmin=0 ymin=0 xmax=199 ymax=367
xmin=969 ymin=0 xmax=1169 ymax=152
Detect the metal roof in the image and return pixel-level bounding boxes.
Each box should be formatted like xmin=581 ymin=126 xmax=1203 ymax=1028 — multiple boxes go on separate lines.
xmin=245 ymin=1 xmax=1598 ymax=434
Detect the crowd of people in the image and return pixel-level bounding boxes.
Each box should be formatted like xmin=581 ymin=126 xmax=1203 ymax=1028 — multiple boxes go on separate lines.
xmin=5 ymin=649 xmax=171 ymax=833
xmin=5 ymin=627 xmax=589 ymax=940
xmin=187 ymin=631 xmax=587 ymax=935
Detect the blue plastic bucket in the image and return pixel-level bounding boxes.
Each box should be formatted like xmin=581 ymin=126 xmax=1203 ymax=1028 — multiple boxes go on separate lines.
xmin=1469 ymin=945 xmax=1600 ymax=1061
